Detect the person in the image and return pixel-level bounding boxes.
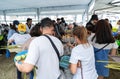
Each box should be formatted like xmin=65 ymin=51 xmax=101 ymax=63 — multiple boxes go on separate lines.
xmin=69 ymin=26 xmax=98 ymax=79
xmin=63 ymin=23 xmax=75 ymax=54
xmin=16 ymin=23 xmax=42 ymax=79
xmin=73 ymin=22 xmax=78 ymax=29
xmin=86 ymin=14 xmax=98 ymax=33
xmin=15 ymin=17 xmax=64 ymax=79
xmin=54 ymin=18 xmax=65 ymax=40
xmin=60 ymin=17 xmax=67 ymax=30
xmin=8 ymin=23 xmax=31 ymax=45
xmin=8 ymin=23 xmax=31 ymax=79
xmin=89 ymin=19 xmax=118 ymax=79
xmin=7 ymin=20 xmax=19 ymax=40
xmin=25 ymin=18 xmax=34 ymax=33
xmin=117 ymin=20 xmax=120 ymax=32
xmin=105 ymin=18 xmax=112 ymax=30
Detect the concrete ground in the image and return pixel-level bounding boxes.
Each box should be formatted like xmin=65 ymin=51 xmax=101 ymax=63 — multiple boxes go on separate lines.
xmin=0 ymin=53 xmax=120 ymax=79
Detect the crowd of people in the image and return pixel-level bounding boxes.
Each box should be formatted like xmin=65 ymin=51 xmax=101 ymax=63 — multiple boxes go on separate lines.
xmin=0 ymin=15 xmax=119 ymax=79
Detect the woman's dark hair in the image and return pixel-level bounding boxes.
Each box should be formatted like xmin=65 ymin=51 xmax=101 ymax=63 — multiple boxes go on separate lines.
xmin=30 ymin=23 xmax=42 ymax=37
xmin=10 ymin=24 xmax=17 ymax=31
xmin=93 ymin=19 xmax=115 ymax=44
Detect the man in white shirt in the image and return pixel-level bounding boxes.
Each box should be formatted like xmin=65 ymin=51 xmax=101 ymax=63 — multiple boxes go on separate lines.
xmin=15 ymin=17 xmax=64 ymax=79
xmin=25 ymin=18 xmax=34 ymax=33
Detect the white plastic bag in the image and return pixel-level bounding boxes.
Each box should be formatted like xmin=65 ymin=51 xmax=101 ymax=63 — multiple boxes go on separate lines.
xmin=58 ymin=70 xmax=66 ymax=79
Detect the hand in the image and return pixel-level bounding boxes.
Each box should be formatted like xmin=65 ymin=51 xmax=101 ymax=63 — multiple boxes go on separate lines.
xmin=67 ymin=43 xmax=74 ymax=48
xmin=110 ymin=49 xmax=117 ymax=56
xmin=8 ymin=39 xmax=14 ymax=44
xmin=15 ymin=61 xmax=23 ymax=72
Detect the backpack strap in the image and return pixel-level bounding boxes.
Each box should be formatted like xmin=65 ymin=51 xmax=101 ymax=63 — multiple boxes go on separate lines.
xmin=95 ymin=43 xmax=109 ymax=53
xmin=43 ymin=35 xmax=61 ymax=61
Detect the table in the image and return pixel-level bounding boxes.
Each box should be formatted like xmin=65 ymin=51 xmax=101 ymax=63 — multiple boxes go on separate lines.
xmin=105 ymin=56 xmax=120 ymax=79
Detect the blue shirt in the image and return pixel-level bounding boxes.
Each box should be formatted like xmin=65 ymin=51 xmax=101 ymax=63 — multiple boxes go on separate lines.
xmin=7 ymin=29 xmax=17 ymax=40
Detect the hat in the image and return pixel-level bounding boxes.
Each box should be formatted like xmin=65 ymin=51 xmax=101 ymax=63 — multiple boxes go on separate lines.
xmin=13 ymin=20 xmax=19 ymax=25
xmin=91 ymin=14 xmax=98 ymax=20
xmin=18 ymin=23 xmax=26 ymax=32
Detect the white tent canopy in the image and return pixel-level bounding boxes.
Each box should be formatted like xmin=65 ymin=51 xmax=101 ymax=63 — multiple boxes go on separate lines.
xmin=0 ymin=0 xmax=94 ymax=15
xmin=0 ymin=0 xmax=95 ymax=24
xmin=1 ymin=0 xmax=120 ymax=23
xmin=93 ymin=0 xmax=120 ymax=26
xmin=0 ymin=0 xmax=91 ymax=10
xmin=93 ymin=0 xmax=120 ymax=14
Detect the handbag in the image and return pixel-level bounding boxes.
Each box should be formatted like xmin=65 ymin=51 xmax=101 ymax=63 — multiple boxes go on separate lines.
xmin=44 ymin=35 xmax=70 ymax=69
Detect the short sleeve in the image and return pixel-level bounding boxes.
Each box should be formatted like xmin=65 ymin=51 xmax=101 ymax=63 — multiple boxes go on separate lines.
xmin=69 ymin=48 xmax=79 ymax=64
xmin=112 ymin=42 xmax=118 ymax=49
xmin=24 ymin=39 xmax=39 ymax=65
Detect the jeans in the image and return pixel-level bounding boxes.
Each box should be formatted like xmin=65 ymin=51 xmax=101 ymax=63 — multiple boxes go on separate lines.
xmin=17 ymin=69 xmax=34 ymax=79
xmin=17 ymin=69 xmax=21 ymax=79
xmin=29 ymin=70 xmax=34 ymax=79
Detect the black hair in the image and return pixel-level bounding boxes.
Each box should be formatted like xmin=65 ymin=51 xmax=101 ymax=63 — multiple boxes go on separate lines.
xmin=27 ymin=18 xmax=32 ymax=22
xmin=61 ymin=17 xmax=65 ymax=23
xmin=105 ymin=18 xmax=109 ymax=21
xmin=40 ymin=17 xmax=54 ymax=28
xmin=90 ymin=14 xmax=98 ymax=21
xmin=57 ymin=18 xmax=61 ymax=21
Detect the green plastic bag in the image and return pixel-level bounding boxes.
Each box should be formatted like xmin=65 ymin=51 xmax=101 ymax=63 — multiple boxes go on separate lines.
xmin=116 ymin=40 xmax=120 ymax=46
xmin=0 ymin=35 xmax=3 ymax=41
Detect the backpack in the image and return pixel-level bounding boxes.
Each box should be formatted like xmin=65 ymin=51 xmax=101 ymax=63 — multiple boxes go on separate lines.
xmin=60 ymin=55 xmax=70 ymax=69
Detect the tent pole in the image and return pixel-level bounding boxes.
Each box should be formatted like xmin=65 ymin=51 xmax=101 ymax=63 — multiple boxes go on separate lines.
xmin=3 ymin=10 xmax=7 ymax=24
xmin=36 ymin=8 xmax=40 ymax=22
xmin=74 ymin=14 xmax=77 ymax=22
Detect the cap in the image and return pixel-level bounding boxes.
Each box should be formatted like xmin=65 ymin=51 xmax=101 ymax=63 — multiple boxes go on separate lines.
xmin=13 ymin=20 xmax=19 ymax=25
xmin=18 ymin=23 xmax=26 ymax=32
